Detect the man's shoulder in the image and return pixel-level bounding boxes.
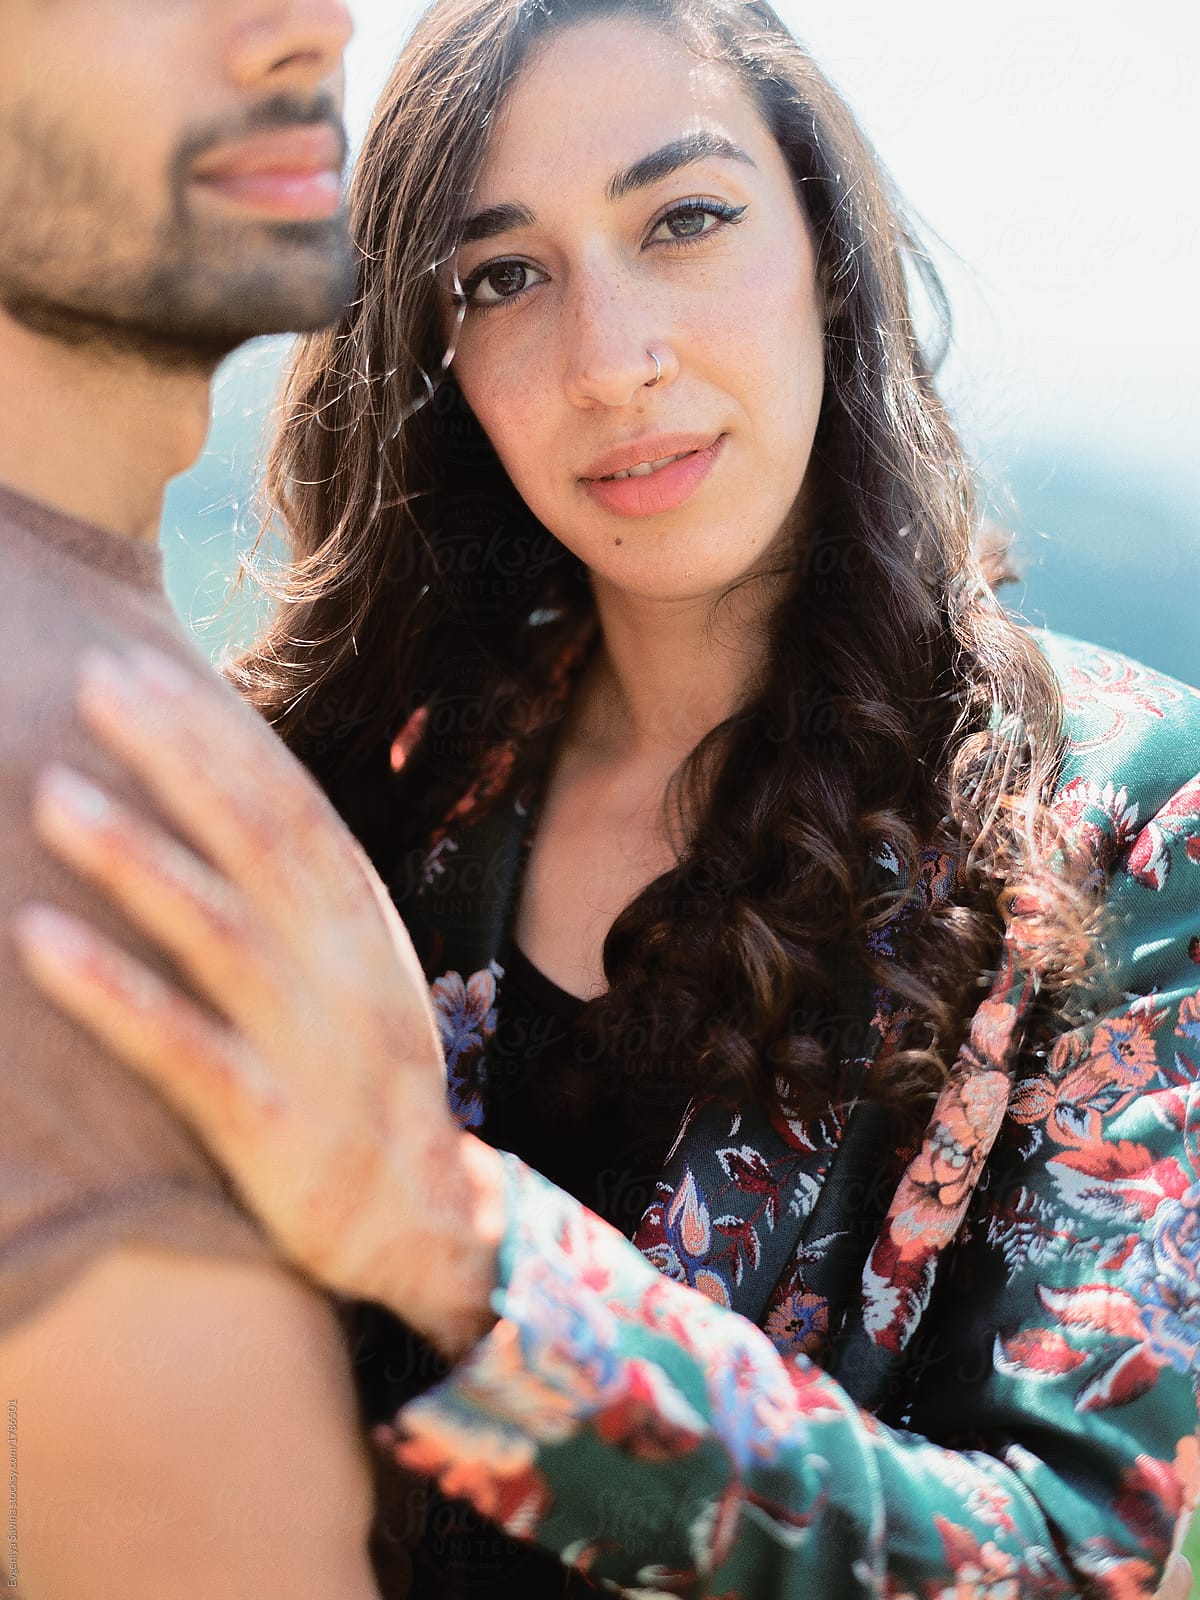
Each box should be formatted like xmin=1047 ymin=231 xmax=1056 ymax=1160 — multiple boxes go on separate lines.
xmin=0 ymin=517 xmax=198 ymax=770
xmin=1036 ymin=630 xmax=1200 ymax=813
xmin=0 ymin=541 xmax=279 ymax=1352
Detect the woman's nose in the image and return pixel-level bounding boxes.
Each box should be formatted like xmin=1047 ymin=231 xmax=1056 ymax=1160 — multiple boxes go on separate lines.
xmin=560 ymin=266 xmax=672 ymax=409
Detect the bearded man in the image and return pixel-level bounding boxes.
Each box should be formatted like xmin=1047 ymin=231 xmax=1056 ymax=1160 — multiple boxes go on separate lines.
xmin=0 ymin=5 xmax=391 ymax=1596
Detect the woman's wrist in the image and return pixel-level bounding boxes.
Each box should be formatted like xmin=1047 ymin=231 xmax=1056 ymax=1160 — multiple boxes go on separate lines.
xmin=392 ymin=1132 xmax=508 ymax=1362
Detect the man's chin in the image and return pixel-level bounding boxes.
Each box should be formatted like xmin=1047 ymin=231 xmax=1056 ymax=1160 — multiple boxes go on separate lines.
xmin=1 ymin=295 xmax=238 ymax=373
xmin=1 ymin=231 xmax=354 ymax=370
xmin=158 ymin=212 xmax=357 ymax=344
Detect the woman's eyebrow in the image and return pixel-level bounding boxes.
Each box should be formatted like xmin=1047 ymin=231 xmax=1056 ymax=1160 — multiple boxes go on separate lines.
xmin=460 ymin=202 xmax=535 ymax=245
xmin=458 ymin=132 xmax=754 ymax=246
xmin=606 ymin=131 xmax=755 ymax=203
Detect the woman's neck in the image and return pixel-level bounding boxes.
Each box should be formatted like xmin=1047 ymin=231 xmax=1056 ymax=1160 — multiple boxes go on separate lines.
xmin=569 ymin=572 xmax=779 ymax=769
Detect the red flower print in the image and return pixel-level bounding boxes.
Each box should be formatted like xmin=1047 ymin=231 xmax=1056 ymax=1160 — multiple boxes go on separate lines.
xmin=995 ymin=1329 xmax=1088 ymax=1378
xmin=862 ymin=1066 xmax=1011 ymax=1349
xmin=591 ymin=1363 xmax=706 ymax=1462
xmin=1126 ymin=774 xmax=1200 ymax=889
xmin=928 ymin=1515 xmax=1022 ymax=1600
xmin=888 ymin=1070 xmax=1011 ymax=1252
xmin=1051 ymin=776 xmax=1141 ymax=871
xmin=1113 ymin=1451 xmax=1193 ymax=1554
xmin=1014 ymin=1002 xmax=1163 ymax=1149
xmin=1061 ymin=651 xmax=1182 ymax=754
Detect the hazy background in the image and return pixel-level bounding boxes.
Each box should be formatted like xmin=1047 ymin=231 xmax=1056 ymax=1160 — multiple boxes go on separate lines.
xmin=165 ymin=0 xmax=1200 ymax=686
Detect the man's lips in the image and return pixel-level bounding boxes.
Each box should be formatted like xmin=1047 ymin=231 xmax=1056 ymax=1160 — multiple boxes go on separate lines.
xmin=190 ymin=126 xmax=344 ymax=221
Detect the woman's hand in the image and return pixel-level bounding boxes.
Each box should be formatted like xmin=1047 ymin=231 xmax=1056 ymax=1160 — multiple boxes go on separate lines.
xmin=13 ymin=647 xmax=505 ymax=1358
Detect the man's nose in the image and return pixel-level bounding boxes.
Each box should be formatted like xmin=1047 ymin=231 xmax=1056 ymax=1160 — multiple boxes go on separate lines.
xmin=226 ymin=0 xmax=355 ymax=96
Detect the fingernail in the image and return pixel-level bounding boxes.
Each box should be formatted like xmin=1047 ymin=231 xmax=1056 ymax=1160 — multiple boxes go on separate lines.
xmin=12 ymin=902 xmax=93 ymax=961
xmin=79 ymin=648 xmax=138 ymax=708
xmin=37 ymin=765 xmax=113 ymax=827
xmin=128 ymin=647 xmax=192 ymax=702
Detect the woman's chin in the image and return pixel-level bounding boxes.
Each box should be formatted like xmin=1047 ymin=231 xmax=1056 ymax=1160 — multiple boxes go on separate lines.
xmin=585 ymin=552 xmax=780 ymax=611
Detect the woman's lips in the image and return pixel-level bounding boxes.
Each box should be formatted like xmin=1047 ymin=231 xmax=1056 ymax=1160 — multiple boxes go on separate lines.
xmin=582 ymin=436 xmax=725 ymax=518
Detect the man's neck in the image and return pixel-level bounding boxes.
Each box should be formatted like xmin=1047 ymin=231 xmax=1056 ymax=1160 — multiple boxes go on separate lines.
xmin=0 ymin=312 xmax=215 ymax=544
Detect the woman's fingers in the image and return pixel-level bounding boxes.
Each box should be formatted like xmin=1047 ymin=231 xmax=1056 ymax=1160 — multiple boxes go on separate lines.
xmin=75 ymin=648 xmax=356 ymax=926
xmin=15 ymin=649 xmax=475 ymax=1321
xmin=13 ymin=899 xmax=464 ymax=1317
xmin=32 ymin=764 xmax=287 ymax=1037
xmin=11 ymin=903 xmax=359 ymax=1288
xmin=1159 ymin=1552 xmax=1192 ymax=1600
xmin=11 ymin=903 xmax=281 ymax=1153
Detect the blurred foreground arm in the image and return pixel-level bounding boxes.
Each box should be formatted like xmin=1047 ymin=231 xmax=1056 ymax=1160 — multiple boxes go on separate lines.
xmin=0 ymin=1245 xmax=382 ymax=1598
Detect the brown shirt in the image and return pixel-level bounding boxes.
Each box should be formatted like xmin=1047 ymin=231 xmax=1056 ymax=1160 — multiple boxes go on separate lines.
xmin=0 ymin=483 xmax=275 ymax=1339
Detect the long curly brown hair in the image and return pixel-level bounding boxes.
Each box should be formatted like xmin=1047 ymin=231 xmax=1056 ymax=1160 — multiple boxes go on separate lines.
xmin=234 ymin=0 xmax=1090 ymax=1148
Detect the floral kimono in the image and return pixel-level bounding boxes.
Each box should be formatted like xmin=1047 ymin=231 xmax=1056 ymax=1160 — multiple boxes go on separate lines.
xmin=370 ymin=631 xmax=1200 ymax=1599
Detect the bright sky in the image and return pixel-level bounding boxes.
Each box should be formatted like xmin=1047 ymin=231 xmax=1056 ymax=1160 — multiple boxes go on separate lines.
xmin=341 ymin=0 xmax=1199 ymax=487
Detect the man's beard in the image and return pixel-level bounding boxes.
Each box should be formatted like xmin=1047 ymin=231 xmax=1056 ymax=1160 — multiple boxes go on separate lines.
xmin=0 ymin=95 xmax=355 ymax=371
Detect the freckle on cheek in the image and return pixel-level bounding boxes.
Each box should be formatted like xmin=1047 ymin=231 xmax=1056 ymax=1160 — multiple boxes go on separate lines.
xmin=614 ymin=537 xmax=623 ymax=547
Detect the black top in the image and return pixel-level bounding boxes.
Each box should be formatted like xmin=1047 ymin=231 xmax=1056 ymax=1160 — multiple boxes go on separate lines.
xmin=481 ymin=936 xmax=668 ymax=1240
xmin=353 ymin=938 xmax=668 ymax=1599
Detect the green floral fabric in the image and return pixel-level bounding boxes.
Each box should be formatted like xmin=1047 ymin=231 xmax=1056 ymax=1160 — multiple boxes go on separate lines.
xmin=376 ymin=634 xmax=1200 ymax=1598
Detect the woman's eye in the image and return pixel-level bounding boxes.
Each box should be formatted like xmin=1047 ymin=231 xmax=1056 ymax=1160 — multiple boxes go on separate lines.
xmin=659 ymin=207 xmax=716 ymax=241
xmin=462 ymin=259 xmax=546 ymax=308
xmin=650 ymin=201 xmax=746 ymax=245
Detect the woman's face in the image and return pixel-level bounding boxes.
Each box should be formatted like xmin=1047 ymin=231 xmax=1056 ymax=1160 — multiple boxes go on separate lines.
xmin=447 ymin=16 xmax=825 ymax=609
